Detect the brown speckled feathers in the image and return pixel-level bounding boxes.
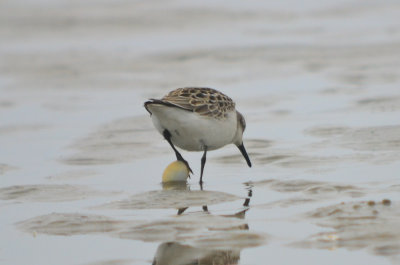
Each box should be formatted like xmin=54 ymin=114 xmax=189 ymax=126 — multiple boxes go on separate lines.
xmin=161 ymin=87 xmax=235 ymax=119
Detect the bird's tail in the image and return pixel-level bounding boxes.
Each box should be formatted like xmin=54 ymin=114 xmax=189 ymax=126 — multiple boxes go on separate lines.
xmin=144 ymin=99 xmax=190 ymax=115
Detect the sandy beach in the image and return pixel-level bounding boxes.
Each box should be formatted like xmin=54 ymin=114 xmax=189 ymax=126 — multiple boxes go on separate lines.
xmin=1 ymin=0 xmax=400 ymax=264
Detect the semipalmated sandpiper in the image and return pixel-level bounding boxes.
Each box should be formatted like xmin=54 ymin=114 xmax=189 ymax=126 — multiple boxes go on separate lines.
xmin=145 ymin=87 xmax=251 ymax=183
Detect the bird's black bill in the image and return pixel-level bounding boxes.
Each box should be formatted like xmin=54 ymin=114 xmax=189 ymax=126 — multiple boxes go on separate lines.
xmin=237 ymin=143 xmax=252 ymax=167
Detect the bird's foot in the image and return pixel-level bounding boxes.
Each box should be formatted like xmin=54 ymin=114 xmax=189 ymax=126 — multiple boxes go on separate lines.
xmin=184 ymin=160 xmax=193 ymax=175
xmin=199 ymin=180 xmax=204 ymax=190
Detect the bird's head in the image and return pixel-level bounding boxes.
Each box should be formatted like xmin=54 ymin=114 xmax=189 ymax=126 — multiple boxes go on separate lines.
xmin=233 ymin=111 xmax=252 ymax=167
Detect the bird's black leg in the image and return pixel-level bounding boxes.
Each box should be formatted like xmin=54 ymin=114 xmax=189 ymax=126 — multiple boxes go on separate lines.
xmin=162 ymin=129 xmax=181 ymax=160
xmin=163 ymin=129 xmax=193 ymax=173
xmin=200 ymin=146 xmax=207 ymax=184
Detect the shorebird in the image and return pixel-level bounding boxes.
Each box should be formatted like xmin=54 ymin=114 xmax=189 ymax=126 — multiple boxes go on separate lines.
xmin=144 ymin=87 xmax=251 ymax=183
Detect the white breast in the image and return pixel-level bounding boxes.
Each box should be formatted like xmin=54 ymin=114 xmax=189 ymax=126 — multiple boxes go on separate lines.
xmin=148 ymin=104 xmax=237 ymax=151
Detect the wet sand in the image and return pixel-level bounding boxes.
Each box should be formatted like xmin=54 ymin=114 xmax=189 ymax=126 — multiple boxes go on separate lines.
xmin=1 ymin=0 xmax=400 ymax=264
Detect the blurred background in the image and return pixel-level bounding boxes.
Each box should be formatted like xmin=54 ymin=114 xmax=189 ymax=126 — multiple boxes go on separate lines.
xmin=1 ymin=0 xmax=400 ymax=265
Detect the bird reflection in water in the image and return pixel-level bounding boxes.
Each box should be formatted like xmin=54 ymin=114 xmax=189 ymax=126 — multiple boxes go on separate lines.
xmin=153 ymin=181 xmax=253 ymax=265
xmin=153 ymin=242 xmax=240 ymax=265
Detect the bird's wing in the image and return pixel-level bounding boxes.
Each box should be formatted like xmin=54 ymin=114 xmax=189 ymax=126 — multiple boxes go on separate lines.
xmin=161 ymin=87 xmax=235 ymax=119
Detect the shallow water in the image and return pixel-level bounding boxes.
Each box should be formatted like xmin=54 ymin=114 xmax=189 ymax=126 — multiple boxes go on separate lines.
xmin=1 ymin=0 xmax=400 ymax=264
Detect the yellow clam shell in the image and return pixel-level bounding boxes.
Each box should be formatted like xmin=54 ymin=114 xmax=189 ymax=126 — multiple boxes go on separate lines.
xmin=162 ymin=161 xmax=190 ymax=183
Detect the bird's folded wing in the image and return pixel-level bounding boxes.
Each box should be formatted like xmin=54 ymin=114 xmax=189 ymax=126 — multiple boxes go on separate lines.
xmin=162 ymin=87 xmax=235 ymax=119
